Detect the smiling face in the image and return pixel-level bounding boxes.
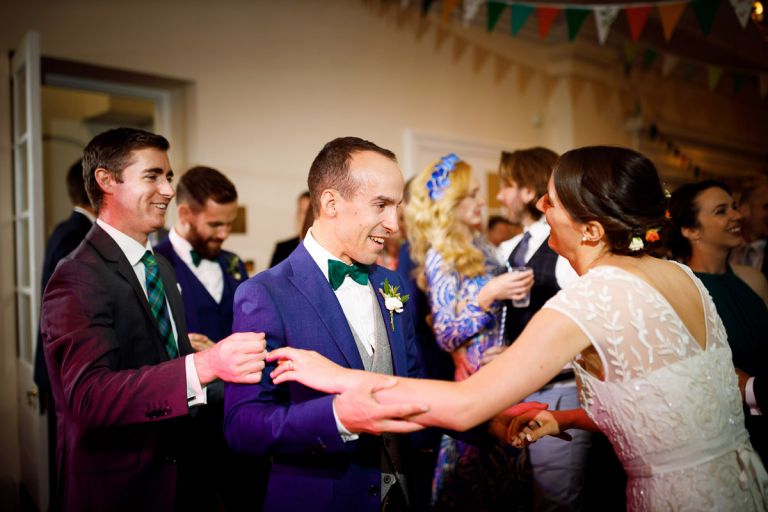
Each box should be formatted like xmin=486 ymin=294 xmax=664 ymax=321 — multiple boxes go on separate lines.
xmin=536 ymin=176 xmax=581 ymax=258
xmin=183 ymin=198 xmax=238 ymax=259
xmin=100 ymin=147 xmax=174 ymax=244
xmin=329 ymin=151 xmax=404 ymax=265
xmin=455 ymin=174 xmax=484 ymax=230
xmin=686 ymin=186 xmax=743 ymax=251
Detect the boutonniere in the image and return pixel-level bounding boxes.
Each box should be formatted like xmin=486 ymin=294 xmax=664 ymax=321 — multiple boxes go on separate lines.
xmin=227 ymin=255 xmax=243 ymax=280
xmin=378 ymin=278 xmax=409 ymax=331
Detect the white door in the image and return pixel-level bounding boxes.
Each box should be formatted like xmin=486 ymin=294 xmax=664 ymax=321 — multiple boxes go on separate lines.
xmin=12 ymin=31 xmax=49 ymax=512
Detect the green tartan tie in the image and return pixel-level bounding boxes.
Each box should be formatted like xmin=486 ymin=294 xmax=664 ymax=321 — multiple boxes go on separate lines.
xmin=141 ymin=251 xmax=178 ymax=358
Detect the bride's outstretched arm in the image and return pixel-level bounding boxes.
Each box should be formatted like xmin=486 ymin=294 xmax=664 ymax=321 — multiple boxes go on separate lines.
xmin=269 ymin=308 xmax=590 ymax=432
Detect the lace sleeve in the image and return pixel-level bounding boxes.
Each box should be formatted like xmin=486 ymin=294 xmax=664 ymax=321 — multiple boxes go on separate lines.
xmin=425 ymin=249 xmax=496 ymax=352
xmin=544 ymin=266 xmax=706 ymax=382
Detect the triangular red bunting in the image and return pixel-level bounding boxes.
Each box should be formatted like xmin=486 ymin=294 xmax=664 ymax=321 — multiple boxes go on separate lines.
xmin=625 ymin=6 xmax=653 ymax=41
xmin=536 ymin=7 xmax=560 ymax=40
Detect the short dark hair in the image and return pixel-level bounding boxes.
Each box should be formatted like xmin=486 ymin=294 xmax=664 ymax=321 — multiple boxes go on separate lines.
xmin=667 ymin=180 xmax=731 ymax=263
xmin=307 ymin=137 xmax=396 ymax=214
xmin=66 ymin=159 xmax=89 ymax=207
xmin=499 ymin=147 xmax=558 ymax=220
xmin=82 ymin=127 xmax=170 ymax=213
xmin=553 ymin=146 xmax=667 ymax=256
xmin=487 ymin=215 xmax=512 ymax=230
xmin=176 ymin=166 xmax=238 ymax=211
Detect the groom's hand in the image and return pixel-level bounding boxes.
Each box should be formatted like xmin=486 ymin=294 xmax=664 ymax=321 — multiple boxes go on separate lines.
xmin=334 ymin=378 xmax=429 ymax=435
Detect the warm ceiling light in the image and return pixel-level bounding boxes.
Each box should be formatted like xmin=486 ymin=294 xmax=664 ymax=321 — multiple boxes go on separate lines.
xmin=753 ymin=1 xmax=764 ymax=21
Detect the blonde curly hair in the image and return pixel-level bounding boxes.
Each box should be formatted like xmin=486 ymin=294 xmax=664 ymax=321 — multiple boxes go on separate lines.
xmin=405 ymin=158 xmax=485 ymax=290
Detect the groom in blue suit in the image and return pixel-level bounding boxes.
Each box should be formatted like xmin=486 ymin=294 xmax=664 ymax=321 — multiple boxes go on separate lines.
xmin=224 ymin=137 xmax=425 ymax=512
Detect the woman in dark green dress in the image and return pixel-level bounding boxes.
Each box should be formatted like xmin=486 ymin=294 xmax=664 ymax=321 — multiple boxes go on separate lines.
xmin=668 ymin=180 xmax=768 ymax=464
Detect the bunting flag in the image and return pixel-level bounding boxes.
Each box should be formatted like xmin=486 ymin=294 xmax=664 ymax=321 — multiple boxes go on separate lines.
xmin=453 ymin=35 xmax=469 ymax=62
xmin=566 ymin=8 xmax=591 ymax=41
xmin=625 ymin=6 xmax=653 ymax=41
xmin=643 ymin=48 xmax=658 ymax=70
xmin=657 ymin=3 xmax=687 ymax=41
xmin=434 ymin=24 xmax=451 ymax=51
xmin=463 ymin=0 xmax=484 ymax=25
xmin=441 ymin=0 xmax=461 ymax=21
xmin=729 ymin=0 xmax=753 ymax=27
xmin=623 ymin=40 xmax=639 ymax=74
xmin=594 ymin=7 xmax=620 ymax=44
xmin=493 ymin=54 xmax=512 ymax=84
xmin=473 ymin=46 xmax=490 ymax=73
xmin=691 ymin=0 xmax=720 ymax=36
xmin=732 ymin=72 xmax=746 ymax=94
xmin=421 ymin=0 xmax=434 ymax=17
xmin=536 ymin=7 xmax=560 ymax=39
xmin=682 ymin=61 xmax=697 ymax=81
xmin=511 ymin=5 xmax=535 ymax=35
xmin=487 ymin=2 xmax=506 ymax=32
xmin=662 ymin=54 xmax=680 ymax=77
xmin=707 ymin=65 xmax=723 ymax=90
xmin=518 ymin=64 xmax=536 ymax=93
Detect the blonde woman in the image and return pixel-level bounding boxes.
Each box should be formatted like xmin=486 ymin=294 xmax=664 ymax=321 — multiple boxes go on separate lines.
xmin=405 ymin=154 xmax=534 ymax=510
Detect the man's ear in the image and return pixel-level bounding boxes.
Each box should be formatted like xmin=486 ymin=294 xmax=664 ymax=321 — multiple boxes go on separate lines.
xmin=177 ymin=203 xmax=191 ymax=225
xmin=319 ymin=189 xmax=338 ymax=218
xmin=521 ymin=186 xmax=536 ymax=205
xmin=94 ymin=168 xmax=115 ymax=195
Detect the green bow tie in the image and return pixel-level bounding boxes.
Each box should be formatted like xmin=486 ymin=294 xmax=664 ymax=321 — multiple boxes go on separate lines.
xmin=328 ymin=259 xmax=370 ymax=290
xmin=190 ymin=250 xmax=209 ymax=267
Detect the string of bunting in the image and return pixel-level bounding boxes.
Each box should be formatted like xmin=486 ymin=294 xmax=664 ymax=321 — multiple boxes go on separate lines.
xmin=419 ymin=0 xmax=756 ymax=41
xmin=407 ymin=0 xmax=768 ymax=98
xmin=648 ymin=123 xmax=711 ymax=178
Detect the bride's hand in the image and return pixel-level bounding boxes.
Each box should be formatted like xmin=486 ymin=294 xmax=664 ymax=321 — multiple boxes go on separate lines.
xmin=268 ymin=346 xmax=365 ymax=394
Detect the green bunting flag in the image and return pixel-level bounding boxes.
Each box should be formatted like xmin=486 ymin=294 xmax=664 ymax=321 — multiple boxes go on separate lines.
xmin=511 ymin=4 xmax=534 ymax=35
xmin=692 ymin=0 xmax=720 ymax=36
xmin=487 ymin=1 xmax=506 ymax=32
xmin=565 ymin=8 xmax=590 ymax=41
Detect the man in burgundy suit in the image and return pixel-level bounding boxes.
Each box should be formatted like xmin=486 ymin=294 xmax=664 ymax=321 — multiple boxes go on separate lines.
xmin=41 ymin=127 xmax=266 ymax=512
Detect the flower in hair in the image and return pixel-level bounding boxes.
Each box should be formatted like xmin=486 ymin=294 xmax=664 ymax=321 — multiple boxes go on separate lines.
xmin=426 ymin=153 xmax=460 ymax=200
xmin=629 ymin=236 xmax=644 ymax=252
xmin=645 ymin=228 xmax=660 ymax=243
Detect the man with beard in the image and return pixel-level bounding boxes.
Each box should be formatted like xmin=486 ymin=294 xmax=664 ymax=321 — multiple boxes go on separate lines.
xmin=155 ymin=166 xmax=268 ymax=510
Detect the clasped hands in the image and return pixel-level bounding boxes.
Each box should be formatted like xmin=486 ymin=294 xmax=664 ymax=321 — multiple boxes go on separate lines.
xmin=268 ymin=347 xmax=571 ymax=444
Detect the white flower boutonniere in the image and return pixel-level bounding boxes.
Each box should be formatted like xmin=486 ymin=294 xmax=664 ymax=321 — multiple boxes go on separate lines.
xmin=378 ymin=278 xmax=409 ymax=331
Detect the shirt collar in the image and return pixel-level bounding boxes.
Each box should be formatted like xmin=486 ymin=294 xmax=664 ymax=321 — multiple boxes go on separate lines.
xmin=303 ymin=228 xmax=349 ymax=284
xmin=526 ymin=216 xmax=551 ymax=237
xmin=73 ymin=206 xmax=96 ymax=223
xmin=96 ymin=218 xmax=153 ymax=266
xmin=169 ymin=228 xmax=196 ymax=265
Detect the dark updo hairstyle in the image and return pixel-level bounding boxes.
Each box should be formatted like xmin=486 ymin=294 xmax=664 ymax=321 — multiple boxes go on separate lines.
xmin=553 ymin=146 xmax=667 ymax=256
xmin=666 ymin=180 xmax=731 ymax=263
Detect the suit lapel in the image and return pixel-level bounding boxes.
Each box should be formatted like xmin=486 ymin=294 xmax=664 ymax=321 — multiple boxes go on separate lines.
xmin=287 ymin=245 xmax=365 ymax=370
xmin=157 ymin=254 xmax=192 ymax=356
xmin=369 ymin=266 xmax=407 ymax=376
xmin=87 ymin=225 xmax=180 ymax=360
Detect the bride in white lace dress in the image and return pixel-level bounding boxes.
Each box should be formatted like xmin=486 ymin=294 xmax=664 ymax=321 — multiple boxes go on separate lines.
xmin=267 ymin=146 xmax=768 ymax=510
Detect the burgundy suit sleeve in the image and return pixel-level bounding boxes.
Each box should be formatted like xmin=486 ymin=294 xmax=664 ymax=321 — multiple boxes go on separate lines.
xmin=41 ymin=258 xmax=189 ymax=431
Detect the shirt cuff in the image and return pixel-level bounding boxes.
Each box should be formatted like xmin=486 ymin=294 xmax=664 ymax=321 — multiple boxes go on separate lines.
xmin=332 ymin=396 xmax=359 ymax=442
xmin=746 ymin=376 xmax=761 ymax=416
xmin=185 ymin=354 xmax=207 ymax=407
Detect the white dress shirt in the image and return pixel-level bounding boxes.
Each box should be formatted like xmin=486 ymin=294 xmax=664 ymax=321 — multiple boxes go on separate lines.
xmin=497 ymin=216 xmax=579 ymax=289
xmin=730 ymin=239 xmax=766 ymax=271
xmin=303 ymin=228 xmax=380 ymax=439
xmin=96 ymin=219 xmax=206 ymax=406
xmin=168 ymin=228 xmax=225 ymax=303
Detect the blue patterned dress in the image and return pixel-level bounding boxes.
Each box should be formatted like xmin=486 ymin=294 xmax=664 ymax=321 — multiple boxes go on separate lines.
xmin=426 ymin=237 xmax=531 ymax=511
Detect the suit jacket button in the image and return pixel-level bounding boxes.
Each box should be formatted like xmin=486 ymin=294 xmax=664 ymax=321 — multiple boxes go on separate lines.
xmin=368 ymin=484 xmax=379 ymax=496
xmin=383 ymin=475 xmax=393 ymax=484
